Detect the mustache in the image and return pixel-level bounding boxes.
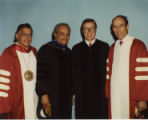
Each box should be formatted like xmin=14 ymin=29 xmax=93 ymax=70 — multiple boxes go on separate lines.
xmin=61 ymin=38 xmax=68 ymax=41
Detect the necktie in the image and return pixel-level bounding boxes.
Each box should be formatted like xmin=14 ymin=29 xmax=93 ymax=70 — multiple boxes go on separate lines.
xmin=89 ymin=42 xmax=92 ymax=50
xmin=120 ymin=40 xmax=123 ymax=46
xmin=89 ymin=42 xmax=92 ymax=47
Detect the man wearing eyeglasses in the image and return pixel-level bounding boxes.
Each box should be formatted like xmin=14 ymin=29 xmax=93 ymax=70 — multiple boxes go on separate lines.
xmin=72 ymin=18 xmax=109 ymax=119
xmin=0 ymin=23 xmax=37 ymax=119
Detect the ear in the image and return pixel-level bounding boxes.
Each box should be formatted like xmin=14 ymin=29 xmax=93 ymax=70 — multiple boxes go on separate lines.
xmin=127 ymin=24 xmax=129 ymax=30
xmin=81 ymin=29 xmax=84 ymax=35
xmin=95 ymin=28 xmax=97 ymax=32
xmin=16 ymin=33 xmax=19 ymax=40
xmin=54 ymin=32 xmax=57 ymax=37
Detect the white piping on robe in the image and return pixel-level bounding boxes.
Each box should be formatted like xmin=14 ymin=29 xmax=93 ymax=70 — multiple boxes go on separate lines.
xmin=135 ymin=76 xmax=148 ymax=80
xmin=107 ymin=67 xmax=109 ymax=71
xmin=136 ymin=58 xmax=148 ymax=63
xmin=135 ymin=67 xmax=148 ymax=72
xmin=107 ymin=59 xmax=109 ymax=63
xmin=106 ymin=75 xmax=109 ymax=79
xmin=0 ymin=77 xmax=10 ymax=83
xmin=0 ymin=69 xmax=10 ymax=76
xmin=0 ymin=84 xmax=10 ymax=90
xmin=0 ymin=91 xmax=8 ymax=97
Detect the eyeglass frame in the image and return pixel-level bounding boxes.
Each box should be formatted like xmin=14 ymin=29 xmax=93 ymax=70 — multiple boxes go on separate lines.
xmin=82 ymin=27 xmax=96 ymax=33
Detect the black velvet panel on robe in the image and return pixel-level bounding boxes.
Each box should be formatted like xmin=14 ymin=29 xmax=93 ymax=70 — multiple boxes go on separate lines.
xmin=36 ymin=42 xmax=72 ymax=119
xmin=72 ymin=39 xmax=109 ymax=119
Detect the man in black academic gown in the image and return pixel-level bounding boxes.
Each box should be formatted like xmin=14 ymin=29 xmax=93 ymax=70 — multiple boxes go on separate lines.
xmin=72 ymin=18 xmax=109 ymax=119
xmin=36 ymin=23 xmax=72 ymax=119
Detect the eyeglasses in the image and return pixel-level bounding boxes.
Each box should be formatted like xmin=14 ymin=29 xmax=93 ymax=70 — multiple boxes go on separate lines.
xmin=83 ymin=27 xmax=96 ymax=32
xmin=19 ymin=33 xmax=33 ymax=38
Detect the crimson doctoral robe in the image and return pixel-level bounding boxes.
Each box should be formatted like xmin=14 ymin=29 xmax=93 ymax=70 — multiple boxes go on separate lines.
xmin=0 ymin=44 xmax=37 ymax=119
xmin=105 ymin=39 xmax=148 ymax=118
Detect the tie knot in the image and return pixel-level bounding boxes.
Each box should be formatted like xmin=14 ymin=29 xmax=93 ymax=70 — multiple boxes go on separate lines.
xmin=120 ymin=40 xmax=123 ymax=46
xmin=89 ymin=42 xmax=92 ymax=47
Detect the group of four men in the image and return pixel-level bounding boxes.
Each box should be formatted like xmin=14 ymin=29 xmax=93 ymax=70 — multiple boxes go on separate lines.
xmin=0 ymin=15 xmax=148 ymax=119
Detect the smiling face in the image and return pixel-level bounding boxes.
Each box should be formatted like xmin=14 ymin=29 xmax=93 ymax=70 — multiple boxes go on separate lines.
xmin=16 ymin=27 xmax=32 ymax=48
xmin=82 ymin=22 xmax=97 ymax=41
xmin=112 ymin=17 xmax=129 ymax=40
xmin=54 ymin=25 xmax=70 ymax=46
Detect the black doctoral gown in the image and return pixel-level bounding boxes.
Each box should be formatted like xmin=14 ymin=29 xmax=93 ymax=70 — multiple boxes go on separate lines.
xmin=36 ymin=41 xmax=72 ymax=119
xmin=72 ymin=39 xmax=109 ymax=119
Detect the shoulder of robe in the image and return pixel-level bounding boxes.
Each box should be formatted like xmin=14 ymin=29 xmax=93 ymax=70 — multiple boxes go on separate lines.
xmin=1 ymin=44 xmax=16 ymax=57
xmin=72 ymin=41 xmax=84 ymax=50
xmin=133 ymin=39 xmax=147 ymax=49
xmin=38 ymin=43 xmax=54 ymax=53
xmin=95 ymin=39 xmax=110 ymax=49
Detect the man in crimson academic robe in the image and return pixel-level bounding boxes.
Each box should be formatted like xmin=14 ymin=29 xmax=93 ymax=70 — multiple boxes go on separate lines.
xmin=72 ymin=18 xmax=109 ymax=119
xmin=36 ymin=23 xmax=72 ymax=119
xmin=105 ymin=15 xmax=148 ymax=119
xmin=0 ymin=23 xmax=37 ymax=119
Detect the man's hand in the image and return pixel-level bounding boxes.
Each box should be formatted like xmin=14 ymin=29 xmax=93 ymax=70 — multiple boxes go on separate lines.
xmin=137 ymin=101 xmax=147 ymax=112
xmin=41 ymin=94 xmax=52 ymax=117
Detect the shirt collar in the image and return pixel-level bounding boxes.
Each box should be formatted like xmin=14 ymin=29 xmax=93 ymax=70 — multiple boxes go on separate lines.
xmin=117 ymin=34 xmax=130 ymax=44
xmin=120 ymin=34 xmax=129 ymax=42
xmin=14 ymin=42 xmax=31 ymax=53
xmin=85 ymin=39 xmax=96 ymax=46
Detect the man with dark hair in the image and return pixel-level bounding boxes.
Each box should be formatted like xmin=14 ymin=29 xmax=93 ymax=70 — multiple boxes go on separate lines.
xmin=72 ymin=18 xmax=109 ymax=119
xmin=105 ymin=15 xmax=148 ymax=119
xmin=111 ymin=15 xmax=128 ymax=26
xmin=0 ymin=23 xmax=37 ymax=119
xmin=13 ymin=23 xmax=33 ymax=43
xmin=36 ymin=23 xmax=72 ymax=119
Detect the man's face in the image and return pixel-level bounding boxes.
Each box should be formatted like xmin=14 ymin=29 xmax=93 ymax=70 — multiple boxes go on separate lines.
xmin=16 ymin=27 xmax=32 ymax=48
xmin=82 ymin=22 xmax=97 ymax=41
xmin=54 ymin=26 xmax=70 ymax=46
xmin=112 ymin=17 xmax=129 ymax=40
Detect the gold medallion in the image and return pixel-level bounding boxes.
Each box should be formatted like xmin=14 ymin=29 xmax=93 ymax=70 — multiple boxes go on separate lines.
xmin=24 ymin=70 xmax=34 ymax=81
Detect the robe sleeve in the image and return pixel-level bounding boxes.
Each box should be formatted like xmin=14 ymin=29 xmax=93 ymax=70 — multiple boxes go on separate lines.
xmin=0 ymin=50 xmax=12 ymax=113
xmin=71 ymin=45 xmax=81 ymax=95
xmin=133 ymin=40 xmax=148 ymax=100
xmin=36 ymin=45 xmax=53 ymax=97
xmin=105 ymin=58 xmax=110 ymax=98
xmin=105 ymin=44 xmax=115 ymax=99
xmin=71 ymin=46 xmax=77 ymax=95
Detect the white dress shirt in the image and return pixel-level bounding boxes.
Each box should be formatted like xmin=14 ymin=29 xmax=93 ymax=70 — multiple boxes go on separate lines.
xmin=85 ymin=39 xmax=96 ymax=46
